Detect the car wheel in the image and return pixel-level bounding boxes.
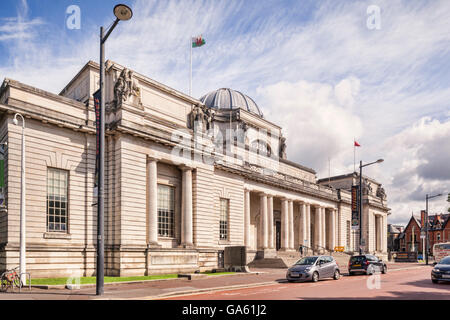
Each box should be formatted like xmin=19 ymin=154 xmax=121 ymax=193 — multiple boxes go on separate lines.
xmin=382 ymin=265 xmax=387 ymax=274
xmin=312 ymin=272 xmax=319 ymax=282
xmin=333 ymin=270 xmax=340 ymax=280
xmin=348 ymin=271 xmax=354 ymax=276
xmin=432 ymin=279 xmax=439 ymax=284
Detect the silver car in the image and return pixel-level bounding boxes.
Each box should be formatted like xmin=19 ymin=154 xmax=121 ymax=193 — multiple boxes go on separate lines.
xmin=286 ymin=255 xmax=341 ymax=282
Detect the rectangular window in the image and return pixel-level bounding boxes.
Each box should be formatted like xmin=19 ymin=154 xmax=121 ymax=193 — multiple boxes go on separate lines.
xmin=47 ymin=168 xmax=68 ymax=232
xmin=158 ymin=184 xmax=175 ymax=237
xmin=220 ymin=198 xmax=229 ymax=240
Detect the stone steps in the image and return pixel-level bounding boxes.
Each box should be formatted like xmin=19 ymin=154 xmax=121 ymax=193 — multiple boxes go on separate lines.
xmin=248 ymin=258 xmax=289 ymax=269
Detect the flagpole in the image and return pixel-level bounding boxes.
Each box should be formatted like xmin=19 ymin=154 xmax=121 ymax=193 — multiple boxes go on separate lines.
xmin=189 ymin=36 xmax=192 ymax=96
xmin=328 ymin=156 xmax=331 ymax=184
xmin=354 ymin=138 xmax=356 ymax=173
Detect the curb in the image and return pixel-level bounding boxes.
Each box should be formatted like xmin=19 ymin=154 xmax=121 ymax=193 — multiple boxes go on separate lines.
xmin=30 ymin=272 xmax=261 ymax=290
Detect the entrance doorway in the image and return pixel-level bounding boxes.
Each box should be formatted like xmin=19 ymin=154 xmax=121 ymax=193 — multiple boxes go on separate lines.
xmin=276 ymin=221 xmax=281 ymax=251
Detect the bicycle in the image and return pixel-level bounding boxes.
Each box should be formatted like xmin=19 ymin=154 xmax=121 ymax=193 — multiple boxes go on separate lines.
xmin=1 ymin=267 xmax=23 ymax=292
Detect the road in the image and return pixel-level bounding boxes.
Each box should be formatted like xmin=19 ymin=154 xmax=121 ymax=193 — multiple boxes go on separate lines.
xmin=164 ymin=267 xmax=450 ymax=300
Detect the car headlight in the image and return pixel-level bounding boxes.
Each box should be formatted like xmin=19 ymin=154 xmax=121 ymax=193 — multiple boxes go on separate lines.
xmin=433 ymin=268 xmax=440 ymax=272
xmin=304 ymin=267 xmax=311 ymax=272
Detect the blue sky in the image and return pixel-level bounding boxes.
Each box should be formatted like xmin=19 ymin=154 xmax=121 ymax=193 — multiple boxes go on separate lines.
xmin=1 ymin=0 xmax=449 ymax=225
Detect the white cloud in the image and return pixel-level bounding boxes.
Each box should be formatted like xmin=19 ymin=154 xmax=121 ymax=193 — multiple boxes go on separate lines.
xmin=257 ymin=79 xmax=363 ymax=175
xmin=380 ymin=117 xmax=450 ymax=224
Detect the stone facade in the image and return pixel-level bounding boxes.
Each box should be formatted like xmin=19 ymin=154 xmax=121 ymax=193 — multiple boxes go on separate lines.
xmin=0 ymin=60 xmax=390 ymax=277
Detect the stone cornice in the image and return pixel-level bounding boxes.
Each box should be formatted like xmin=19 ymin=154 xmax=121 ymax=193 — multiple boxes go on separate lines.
xmin=215 ymin=162 xmax=339 ymax=202
xmin=0 ymin=101 xmax=95 ymax=134
xmin=4 ymin=78 xmax=87 ymax=111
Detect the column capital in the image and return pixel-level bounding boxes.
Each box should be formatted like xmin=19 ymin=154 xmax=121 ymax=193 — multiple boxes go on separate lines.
xmin=147 ymin=155 xmax=161 ymax=162
xmin=180 ymin=164 xmax=194 ymax=171
xmin=258 ymin=192 xmax=268 ymax=197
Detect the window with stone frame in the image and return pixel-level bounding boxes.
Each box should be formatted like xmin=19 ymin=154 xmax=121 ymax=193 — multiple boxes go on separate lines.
xmin=220 ymin=198 xmax=230 ymax=241
xmin=157 ymin=184 xmax=175 ymax=237
xmin=47 ymin=168 xmax=69 ymax=232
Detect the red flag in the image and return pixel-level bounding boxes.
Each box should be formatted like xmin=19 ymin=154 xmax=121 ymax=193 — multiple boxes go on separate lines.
xmin=354 ymin=141 xmax=361 ymax=147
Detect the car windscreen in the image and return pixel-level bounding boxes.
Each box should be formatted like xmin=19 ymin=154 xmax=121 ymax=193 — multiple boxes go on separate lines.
xmin=350 ymin=256 xmax=365 ymax=264
xmin=439 ymin=257 xmax=450 ymax=264
xmin=295 ymin=257 xmax=318 ymax=265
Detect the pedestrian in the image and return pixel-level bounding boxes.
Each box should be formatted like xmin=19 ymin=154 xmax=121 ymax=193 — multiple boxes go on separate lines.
xmin=299 ymin=244 xmax=303 ymax=256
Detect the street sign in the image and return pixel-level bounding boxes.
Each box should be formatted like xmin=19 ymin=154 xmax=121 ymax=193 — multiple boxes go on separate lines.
xmin=420 ymin=235 xmax=426 ymax=239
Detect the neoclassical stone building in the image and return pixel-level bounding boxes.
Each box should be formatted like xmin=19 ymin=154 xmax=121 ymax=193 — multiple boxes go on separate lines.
xmin=0 ymin=61 xmax=389 ymax=277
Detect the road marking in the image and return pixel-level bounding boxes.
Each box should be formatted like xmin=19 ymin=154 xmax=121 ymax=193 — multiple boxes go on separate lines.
xmin=138 ymin=265 xmax=429 ymax=300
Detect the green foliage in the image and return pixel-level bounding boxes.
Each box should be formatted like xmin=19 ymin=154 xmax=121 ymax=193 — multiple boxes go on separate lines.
xmin=28 ymin=274 xmax=178 ymax=285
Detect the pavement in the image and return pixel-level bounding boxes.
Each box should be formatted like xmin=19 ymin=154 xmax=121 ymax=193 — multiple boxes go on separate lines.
xmin=166 ymin=264 xmax=450 ymax=300
xmin=0 ymin=262 xmax=434 ymax=300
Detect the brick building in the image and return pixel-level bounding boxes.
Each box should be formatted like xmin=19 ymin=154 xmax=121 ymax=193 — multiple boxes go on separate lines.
xmin=399 ymin=212 xmax=450 ymax=255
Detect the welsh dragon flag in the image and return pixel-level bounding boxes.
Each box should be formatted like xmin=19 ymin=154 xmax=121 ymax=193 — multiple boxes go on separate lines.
xmin=192 ymin=35 xmax=206 ymax=48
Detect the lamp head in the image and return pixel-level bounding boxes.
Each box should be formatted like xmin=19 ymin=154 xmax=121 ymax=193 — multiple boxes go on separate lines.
xmin=114 ymin=4 xmax=133 ymax=21
xmin=13 ymin=117 xmax=18 ymax=125
xmin=377 ymin=159 xmax=384 ymax=163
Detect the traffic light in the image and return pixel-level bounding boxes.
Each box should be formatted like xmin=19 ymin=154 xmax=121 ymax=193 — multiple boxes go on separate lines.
xmin=448 ymin=193 xmax=450 ymax=202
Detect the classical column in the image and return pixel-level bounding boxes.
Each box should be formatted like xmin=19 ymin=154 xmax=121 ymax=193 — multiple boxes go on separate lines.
xmin=321 ymin=207 xmax=326 ymax=250
xmin=244 ymin=189 xmax=251 ymax=248
xmin=305 ymin=204 xmax=311 ymax=249
xmin=334 ymin=209 xmax=339 ymax=248
xmin=260 ymin=193 xmax=268 ymax=249
xmin=181 ymin=167 xmax=193 ymax=247
xmin=377 ymin=215 xmax=382 ymax=252
xmin=330 ymin=209 xmax=336 ymax=251
xmin=315 ymin=206 xmax=322 ymax=249
xmin=267 ymin=195 xmax=274 ymax=249
xmin=147 ymin=157 xmax=159 ymax=246
xmin=300 ymin=203 xmax=307 ymax=248
xmin=281 ymin=198 xmax=289 ymax=250
xmin=288 ymin=200 xmax=294 ymax=250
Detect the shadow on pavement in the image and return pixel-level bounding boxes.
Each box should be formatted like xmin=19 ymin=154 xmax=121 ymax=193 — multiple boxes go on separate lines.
xmin=298 ymin=290 xmax=450 ymax=300
xmin=400 ymin=278 xmax=450 ymax=289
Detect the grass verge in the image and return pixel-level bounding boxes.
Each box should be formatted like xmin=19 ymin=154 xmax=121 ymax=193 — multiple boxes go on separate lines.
xmin=28 ymin=274 xmax=178 ymax=286
xmin=28 ymin=272 xmax=236 ymax=285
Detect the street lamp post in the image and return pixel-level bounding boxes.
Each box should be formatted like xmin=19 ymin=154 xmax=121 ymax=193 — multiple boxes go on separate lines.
xmin=359 ymin=158 xmax=384 ymax=255
xmin=13 ymin=113 xmax=26 ymax=284
xmin=97 ymin=4 xmax=133 ymax=296
xmin=425 ymin=193 xmax=442 ymax=265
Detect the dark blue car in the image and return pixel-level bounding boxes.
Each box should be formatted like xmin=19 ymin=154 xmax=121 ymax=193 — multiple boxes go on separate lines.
xmin=431 ymin=256 xmax=450 ymax=284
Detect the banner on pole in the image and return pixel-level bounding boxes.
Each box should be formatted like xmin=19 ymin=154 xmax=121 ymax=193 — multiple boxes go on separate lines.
xmin=351 ymin=185 xmax=359 ymax=229
xmin=94 ymin=89 xmax=101 ymax=198
xmin=0 ymin=143 xmax=5 ymax=207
